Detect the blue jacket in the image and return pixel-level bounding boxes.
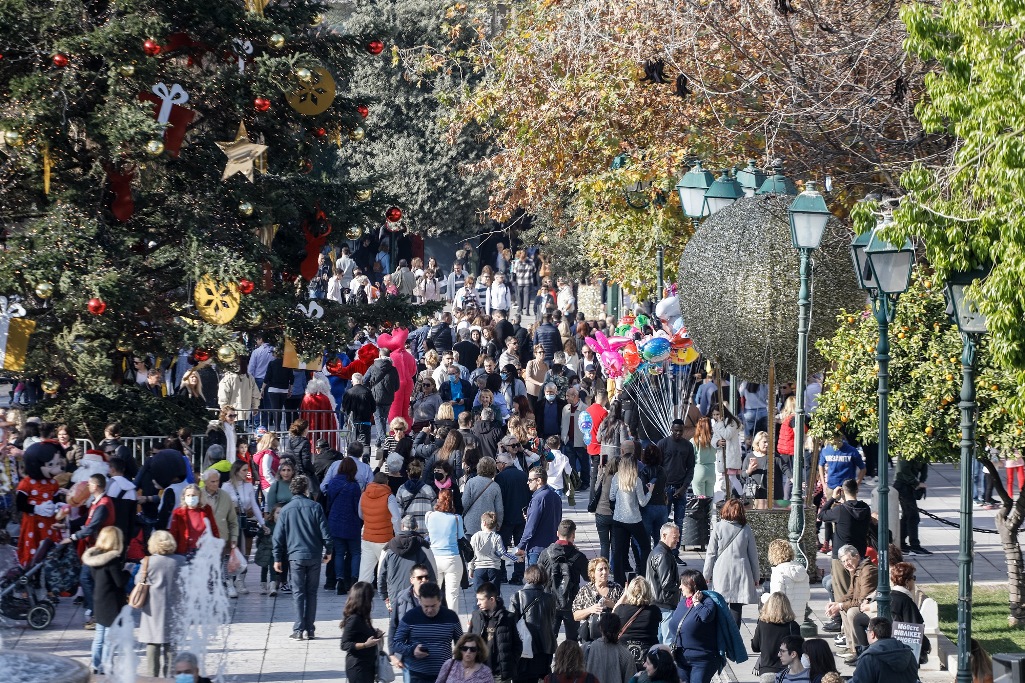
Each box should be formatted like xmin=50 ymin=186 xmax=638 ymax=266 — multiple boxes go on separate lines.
xmin=272 ymin=494 xmax=332 ymax=562
xmin=495 ymin=467 xmax=530 ymax=530
xmin=519 ymin=484 xmax=562 ymax=553
xmin=667 ymin=590 xmax=747 ymax=672
xmin=708 ymin=590 xmax=748 ymax=667
xmin=326 ymin=476 xmax=363 ymax=540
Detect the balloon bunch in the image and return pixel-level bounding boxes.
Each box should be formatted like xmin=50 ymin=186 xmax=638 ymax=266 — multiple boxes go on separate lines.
xmin=585 ymin=303 xmax=698 ymax=384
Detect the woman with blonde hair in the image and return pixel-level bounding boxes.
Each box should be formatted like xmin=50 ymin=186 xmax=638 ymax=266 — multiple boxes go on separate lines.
xmin=572 ymin=557 xmax=623 ymax=641
xmin=609 ymin=455 xmax=653 ymax=585
xmin=563 ymin=337 xmax=581 ymax=376
xmin=690 ymin=417 xmax=717 ymax=498
xmin=611 ymin=576 xmax=661 ymax=669
xmin=761 ymin=539 xmax=810 ymax=625
xmin=746 ymin=430 xmax=770 ymax=509
xmin=83 ymin=526 xmax=128 ymax=675
xmin=435 ymin=400 xmax=457 ymax=429
xmin=205 ymin=406 xmax=238 ymax=462
xmin=138 ymin=530 xmax=184 ymax=678
xmin=252 ymin=431 xmax=280 ymax=492
xmin=750 ymin=592 xmax=800 ymax=681
xmin=177 ymin=369 xmax=206 ymax=404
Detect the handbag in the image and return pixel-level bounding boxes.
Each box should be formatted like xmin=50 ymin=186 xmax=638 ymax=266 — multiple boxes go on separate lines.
xmin=242 ymin=516 xmax=262 ymax=538
xmin=376 ymin=651 xmax=395 ymax=683
xmin=517 ymin=597 xmax=541 ymax=659
xmin=457 ymin=536 xmax=475 ymax=564
xmin=128 ymin=556 xmax=150 ymax=609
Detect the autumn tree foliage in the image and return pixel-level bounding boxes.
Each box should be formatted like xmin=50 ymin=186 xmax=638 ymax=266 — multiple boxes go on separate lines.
xmin=450 ymin=0 xmax=943 ymax=285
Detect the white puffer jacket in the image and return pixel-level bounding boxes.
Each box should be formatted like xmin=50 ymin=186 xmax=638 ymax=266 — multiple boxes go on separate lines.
xmin=761 ymin=560 xmax=811 ymax=621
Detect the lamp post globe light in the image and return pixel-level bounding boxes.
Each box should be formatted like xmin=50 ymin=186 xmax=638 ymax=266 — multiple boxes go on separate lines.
xmin=704 ymin=169 xmax=744 ymax=215
xmin=945 ymin=268 xmax=989 ymax=683
xmin=675 ymin=160 xmax=715 ymax=224
xmin=850 ymin=208 xmax=916 ymax=622
xmin=756 ymin=159 xmax=798 ymax=196
xmin=736 ymin=159 xmax=767 ymax=198
xmin=786 ymin=182 xmax=832 ymax=636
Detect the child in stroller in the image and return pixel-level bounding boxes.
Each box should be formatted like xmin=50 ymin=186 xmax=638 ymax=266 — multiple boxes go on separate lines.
xmin=0 ymin=537 xmax=59 ymax=629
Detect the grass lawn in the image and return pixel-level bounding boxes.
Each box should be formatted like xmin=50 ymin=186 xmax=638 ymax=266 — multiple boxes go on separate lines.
xmin=924 ymin=584 xmax=1025 ymax=654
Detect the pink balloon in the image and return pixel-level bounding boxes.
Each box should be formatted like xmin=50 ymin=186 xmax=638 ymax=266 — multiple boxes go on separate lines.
xmin=606 ymin=336 xmax=632 ymax=350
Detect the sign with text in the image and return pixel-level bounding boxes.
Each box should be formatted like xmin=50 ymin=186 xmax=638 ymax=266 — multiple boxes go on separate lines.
xmin=893 ymin=621 xmax=925 ymax=661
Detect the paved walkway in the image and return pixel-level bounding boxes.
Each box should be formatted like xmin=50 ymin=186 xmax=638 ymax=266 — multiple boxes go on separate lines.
xmin=2 ymin=462 xmax=1003 ymax=682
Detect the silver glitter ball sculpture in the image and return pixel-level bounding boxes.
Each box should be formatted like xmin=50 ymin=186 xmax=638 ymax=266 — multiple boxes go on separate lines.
xmin=677 ymin=193 xmax=862 ymax=382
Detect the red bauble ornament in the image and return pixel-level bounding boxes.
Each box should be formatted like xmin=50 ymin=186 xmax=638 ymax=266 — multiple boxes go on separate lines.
xmin=52 ymin=53 xmax=69 ymax=68
xmin=87 ymin=297 xmax=107 ymax=315
xmin=143 ymin=39 xmax=162 ymax=56
xmin=314 ymin=127 xmax=327 ymax=137
xmin=193 ymin=349 xmax=211 ymax=362
xmin=367 ymin=40 xmax=384 ymax=55
xmin=238 ymin=279 xmax=255 ymax=295
xmin=326 ymin=358 xmax=343 ymax=373
xmin=254 ymin=97 xmax=271 ymax=112
xmin=385 ymin=206 xmax=402 ymax=222
xmin=357 ymin=104 xmax=369 ymax=118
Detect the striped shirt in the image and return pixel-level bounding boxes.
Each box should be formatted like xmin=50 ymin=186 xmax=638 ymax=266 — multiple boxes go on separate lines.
xmin=392 ymin=606 xmax=463 ymax=677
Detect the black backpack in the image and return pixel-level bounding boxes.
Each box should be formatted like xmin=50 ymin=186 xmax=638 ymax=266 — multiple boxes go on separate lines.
xmin=547 ymin=549 xmax=579 ymax=611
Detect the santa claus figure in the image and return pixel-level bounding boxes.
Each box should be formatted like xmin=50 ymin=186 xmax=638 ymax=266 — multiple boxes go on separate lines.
xmin=300 ymin=375 xmax=339 ymax=449
xmin=16 ymin=441 xmax=66 ymax=566
xmin=377 ymin=328 xmax=415 ymax=426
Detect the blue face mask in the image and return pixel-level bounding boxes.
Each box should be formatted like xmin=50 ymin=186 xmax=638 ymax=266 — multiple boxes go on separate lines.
xmin=500 ymin=372 xmax=509 ymax=380
xmin=176 ymin=675 xmax=195 ymax=683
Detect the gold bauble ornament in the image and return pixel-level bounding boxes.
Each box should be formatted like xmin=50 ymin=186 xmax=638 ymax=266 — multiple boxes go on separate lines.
xmin=268 ymin=33 xmax=285 ymax=49
xmin=295 ymin=67 xmax=313 ymax=83
xmin=239 ymin=201 xmax=254 ymax=217
xmin=356 ymin=189 xmax=372 ymax=202
xmin=217 ymin=345 xmax=238 ymax=364
xmin=34 ymin=282 xmax=54 ymax=299
xmin=146 ymin=139 xmax=165 ymax=156
xmin=193 ymin=275 xmax=241 ymax=325
xmin=4 ymin=131 xmax=22 ymax=146
xmin=119 ymin=64 xmax=136 ymax=76
xmin=41 ymin=379 xmax=60 ymax=394
xmin=116 ymin=339 xmax=134 ymax=353
xmin=310 ymin=13 xmax=324 ymax=25
xmin=247 ymin=310 xmax=263 ymax=326
xmin=348 ymin=126 xmax=365 ymax=142
xmin=285 ymin=67 xmax=336 ymax=116
xmin=345 ymin=225 xmax=364 ymax=240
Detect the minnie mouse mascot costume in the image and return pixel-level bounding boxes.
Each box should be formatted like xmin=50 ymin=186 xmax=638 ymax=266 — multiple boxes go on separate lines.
xmin=16 ymin=440 xmax=65 ymax=566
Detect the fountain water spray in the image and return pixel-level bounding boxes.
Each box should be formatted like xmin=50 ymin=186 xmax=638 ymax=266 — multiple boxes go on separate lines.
xmin=174 ymin=525 xmax=231 ymax=683
xmin=104 ymin=604 xmax=139 ymax=682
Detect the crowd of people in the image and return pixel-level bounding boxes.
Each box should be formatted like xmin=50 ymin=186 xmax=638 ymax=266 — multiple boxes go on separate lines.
xmin=0 ymin=240 xmax=999 ymax=683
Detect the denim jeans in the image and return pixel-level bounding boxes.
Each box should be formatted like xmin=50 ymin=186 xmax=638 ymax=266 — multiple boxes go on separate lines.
xmin=642 ymin=504 xmax=669 ymax=548
xmin=289 ymin=559 xmax=321 ymax=634
xmin=374 ymin=405 xmax=393 ymax=446
xmin=973 ymin=459 xmax=986 ymax=501
xmin=568 ymin=446 xmax=590 ymax=489
xmin=80 ymin=564 xmax=95 ymax=613
xmin=743 ymin=408 xmax=768 ymax=439
xmin=91 ymin=622 xmax=110 ymax=671
xmin=666 ymin=484 xmax=688 ymax=553
xmin=332 ymin=537 xmax=361 ymax=584
xmin=472 ymin=567 xmax=503 ymax=592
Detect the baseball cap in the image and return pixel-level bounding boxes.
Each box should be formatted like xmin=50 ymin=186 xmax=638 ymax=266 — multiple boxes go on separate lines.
xmin=316 ymin=438 xmax=331 ymax=448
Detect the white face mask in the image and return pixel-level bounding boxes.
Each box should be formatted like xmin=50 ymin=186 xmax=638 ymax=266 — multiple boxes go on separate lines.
xmin=800 ymin=654 xmax=810 ymax=668
xmin=545 ymin=393 xmax=556 ymax=401
xmin=184 ymin=496 xmax=200 ymax=507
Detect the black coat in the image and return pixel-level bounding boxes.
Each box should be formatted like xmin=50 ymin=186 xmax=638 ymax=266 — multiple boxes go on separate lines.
xmin=342 ymin=384 xmax=377 ymax=423
xmin=428 ymin=323 xmax=454 ymax=352
xmin=538 ymin=541 xmax=590 ymax=611
xmin=469 ymin=606 xmax=522 ymax=679
xmin=341 ymin=614 xmax=378 ymax=683
xmin=818 ymin=498 xmax=872 ymax=559
xmin=82 ymin=548 xmax=129 ymax=627
xmin=363 ymin=359 xmax=400 ymax=406
xmin=510 ymin=584 xmax=558 ymax=655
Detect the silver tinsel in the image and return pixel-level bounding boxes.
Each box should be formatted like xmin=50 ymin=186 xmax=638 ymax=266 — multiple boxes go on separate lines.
xmin=677 ymin=194 xmax=863 ymax=382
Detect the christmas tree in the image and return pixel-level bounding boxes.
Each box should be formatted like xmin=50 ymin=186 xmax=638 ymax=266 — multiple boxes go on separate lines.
xmin=0 ymin=0 xmax=432 ymax=435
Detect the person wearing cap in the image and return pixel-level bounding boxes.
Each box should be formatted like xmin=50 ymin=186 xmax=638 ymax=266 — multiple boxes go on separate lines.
xmin=379 ymin=515 xmax=437 ymax=606
xmin=495 ymin=451 xmax=530 ymax=584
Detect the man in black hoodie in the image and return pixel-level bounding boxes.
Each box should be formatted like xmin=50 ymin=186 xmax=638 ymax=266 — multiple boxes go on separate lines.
xmin=849 ymin=617 xmax=919 ymax=683
xmin=379 ymin=516 xmax=437 ymax=606
xmin=537 ymin=519 xmax=590 ymax=639
xmin=470 ymin=581 xmax=522 ymax=683
xmin=818 ymin=478 xmax=872 ymax=632
xmin=360 ymin=349 xmax=399 ymax=450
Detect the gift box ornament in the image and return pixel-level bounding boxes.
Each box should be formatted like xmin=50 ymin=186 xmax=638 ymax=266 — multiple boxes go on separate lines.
xmin=0 ymin=297 xmax=35 ymax=371
xmin=139 ymin=82 xmax=196 ymax=157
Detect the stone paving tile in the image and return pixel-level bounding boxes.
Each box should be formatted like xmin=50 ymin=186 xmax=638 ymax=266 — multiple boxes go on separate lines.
xmin=2 ymin=462 xmax=991 ymax=682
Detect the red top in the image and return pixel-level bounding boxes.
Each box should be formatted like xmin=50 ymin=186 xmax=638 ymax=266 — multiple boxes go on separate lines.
xmin=169 ymin=505 xmax=219 ymax=554
xmin=16 ymin=477 xmax=62 ymax=566
xmin=585 ymin=403 xmax=608 ymax=456
xmin=76 ymin=495 xmax=116 ymax=556
xmin=777 ymin=415 xmax=796 ymax=456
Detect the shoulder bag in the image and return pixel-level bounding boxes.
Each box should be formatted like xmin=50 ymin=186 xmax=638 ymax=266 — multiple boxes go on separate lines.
xmin=128 ymin=556 xmax=150 ymax=609
xmin=376 ymin=649 xmax=396 ymax=683
xmin=517 ymin=596 xmax=542 ymax=659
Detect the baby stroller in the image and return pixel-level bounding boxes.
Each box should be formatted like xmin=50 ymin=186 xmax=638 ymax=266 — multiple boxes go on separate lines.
xmin=0 ymin=538 xmax=58 ymax=629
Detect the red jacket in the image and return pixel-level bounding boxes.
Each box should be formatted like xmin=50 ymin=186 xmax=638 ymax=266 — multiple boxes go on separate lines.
xmin=169 ymin=505 xmax=219 ymax=554
xmin=76 ymin=495 xmax=116 ymax=556
xmin=777 ymin=415 xmax=796 ymax=456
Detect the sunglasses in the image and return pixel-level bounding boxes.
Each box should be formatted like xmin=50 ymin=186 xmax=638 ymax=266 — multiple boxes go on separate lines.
xmin=226 ymin=413 xmax=237 ymax=418
xmin=460 ymin=646 xmax=478 ymax=653
xmin=413 ymin=575 xmax=430 ymax=581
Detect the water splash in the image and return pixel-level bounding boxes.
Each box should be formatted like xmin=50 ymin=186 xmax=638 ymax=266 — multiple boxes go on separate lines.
xmin=173 ymin=525 xmax=230 ymax=683
xmin=104 ymin=604 xmax=139 ymax=682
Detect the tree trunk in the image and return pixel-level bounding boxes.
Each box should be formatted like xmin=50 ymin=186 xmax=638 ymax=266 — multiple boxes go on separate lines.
xmin=981 ymin=459 xmax=1025 ymax=627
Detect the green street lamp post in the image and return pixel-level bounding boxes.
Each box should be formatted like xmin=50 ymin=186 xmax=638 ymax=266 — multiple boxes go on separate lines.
xmin=850 ymin=210 xmax=915 ymax=621
xmin=675 ymin=160 xmax=715 ymax=228
xmin=736 ymin=159 xmax=767 ymax=198
xmin=756 ymin=159 xmax=798 ymax=196
xmin=787 ymin=181 xmax=833 ymax=637
xmin=945 ymin=268 xmax=989 ymax=683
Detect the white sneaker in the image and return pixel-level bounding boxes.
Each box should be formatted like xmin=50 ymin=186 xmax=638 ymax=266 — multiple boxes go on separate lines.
xmin=227 ymin=583 xmax=238 ymax=598
xmin=235 ymin=578 xmax=250 ymax=595
xmin=269 ymin=581 xmax=278 ymax=596
xmin=259 ymin=582 xmax=268 ymax=595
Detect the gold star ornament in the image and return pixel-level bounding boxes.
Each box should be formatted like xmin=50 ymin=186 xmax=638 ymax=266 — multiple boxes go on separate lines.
xmin=216 ymin=122 xmax=268 ymax=182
